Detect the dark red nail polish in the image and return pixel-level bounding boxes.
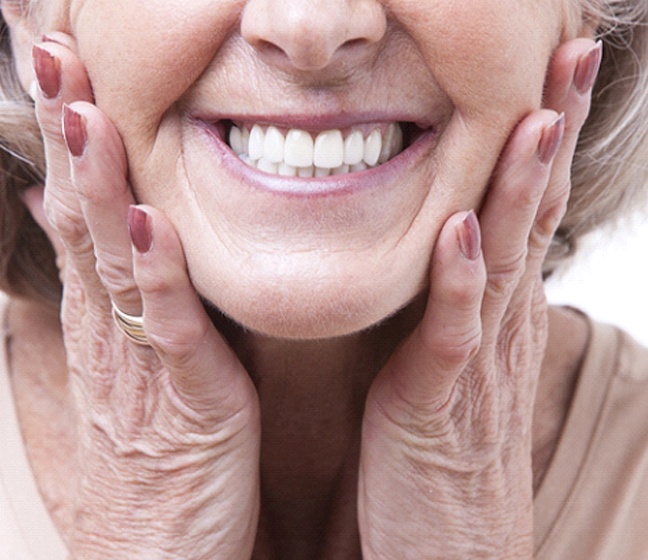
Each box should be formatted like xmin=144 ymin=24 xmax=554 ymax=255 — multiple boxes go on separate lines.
xmin=128 ymin=206 xmax=152 ymax=253
xmin=457 ymin=210 xmax=481 ymax=261
xmin=62 ymin=105 xmax=88 ymax=157
xmin=32 ymin=45 xmax=61 ymax=99
xmin=573 ymin=41 xmax=603 ymax=95
xmin=538 ymin=113 xmax=565 ymax=165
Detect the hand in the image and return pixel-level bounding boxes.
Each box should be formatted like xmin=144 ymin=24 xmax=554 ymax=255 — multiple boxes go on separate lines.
xmin=29 ymin=34 xmax=260 ymax=559
xmin=358 ymin=38 xmax=601 ymax=559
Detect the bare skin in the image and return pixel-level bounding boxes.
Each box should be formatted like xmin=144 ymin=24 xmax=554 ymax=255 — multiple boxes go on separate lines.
xmin=1 ymin=1 xmax=601 ymax=556
xmin=8 ymin=292 xmax=589 ymax=557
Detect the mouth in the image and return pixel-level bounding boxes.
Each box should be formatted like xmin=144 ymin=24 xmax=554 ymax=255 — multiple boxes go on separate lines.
xmin=217 ymin=120 xmax=428 ymax=178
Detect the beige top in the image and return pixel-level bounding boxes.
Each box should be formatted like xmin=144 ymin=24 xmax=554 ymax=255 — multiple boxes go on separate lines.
xmin=0 ymin=293 xmax=67 ymax=559
xmin=1 ymin=291 xmax=648 ymax=559
xmin=534 ymin=319 xmax=648 ymax=558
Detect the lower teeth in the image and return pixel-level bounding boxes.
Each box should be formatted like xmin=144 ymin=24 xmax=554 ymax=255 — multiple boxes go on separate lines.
xmin=239 ymin=156 xmax=370 ymax=177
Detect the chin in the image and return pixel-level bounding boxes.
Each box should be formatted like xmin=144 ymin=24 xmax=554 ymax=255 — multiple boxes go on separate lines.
xmin=195 ymin=268 xmax=423 ymax=340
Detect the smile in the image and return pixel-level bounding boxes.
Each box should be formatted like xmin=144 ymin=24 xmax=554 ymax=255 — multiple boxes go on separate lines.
xmin=224 ymin=121 xmax=425 ymax=178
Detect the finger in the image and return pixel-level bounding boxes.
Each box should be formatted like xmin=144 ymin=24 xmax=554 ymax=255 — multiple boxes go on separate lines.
xmin=528 ymin=39 xmax=601 ymax=271
xmin=478 ymin=110 xmax=565 ymax=339
xmin=129 ymin=206 xmax=256 ymax=418
xmin=373 ymin=211 xmax=486 ymax=411
xmin=63 ymin=101 xmax=140 ymax=316
xmin=32 ymin=39 xmax=96 ymax=282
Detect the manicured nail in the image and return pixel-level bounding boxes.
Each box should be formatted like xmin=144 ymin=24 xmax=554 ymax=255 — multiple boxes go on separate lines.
xmin=538 ymin=113 xmax=565 ymax=165
xmin=457 ymin=210 xmax=481 ymax=261
xmin=573 ymin=41 xmax=602 ymax=95
xmin=128 ymin=206 xmax=152 ymax=253
xmin=62 ymin=105 xmax=88 ymax=157
xmin=32 ymin=44 xmax=61 ymax=99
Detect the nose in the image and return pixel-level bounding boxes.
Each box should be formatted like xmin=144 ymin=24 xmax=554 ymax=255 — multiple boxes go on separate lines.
xmin=241 ymin=0 xmax=387 ymax=72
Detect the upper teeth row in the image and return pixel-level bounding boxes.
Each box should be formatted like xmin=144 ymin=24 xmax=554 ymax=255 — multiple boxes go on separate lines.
xmin=229 ymin=123 xmax=403 ymax=177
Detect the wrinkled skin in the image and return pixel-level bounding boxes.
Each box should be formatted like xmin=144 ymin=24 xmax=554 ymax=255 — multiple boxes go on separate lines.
xmin=3 ymin=0 xmax=599 ymax=557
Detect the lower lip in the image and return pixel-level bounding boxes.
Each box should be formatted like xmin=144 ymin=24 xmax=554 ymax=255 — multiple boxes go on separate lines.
xmin=195 ymin=119 xmax=438 ymax=198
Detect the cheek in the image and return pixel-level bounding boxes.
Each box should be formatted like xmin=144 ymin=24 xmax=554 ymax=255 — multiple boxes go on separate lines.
xmin=387 ymin=0 xmax=562 ymax=212
xmin=391 ymin=0 xmax=561 ymax=121
xmin=70 ymin=0 xmax=241 ymax=139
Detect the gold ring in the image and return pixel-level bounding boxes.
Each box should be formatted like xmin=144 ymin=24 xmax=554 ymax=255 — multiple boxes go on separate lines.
xmin=111 ymin=302 xmax=149 ymax=346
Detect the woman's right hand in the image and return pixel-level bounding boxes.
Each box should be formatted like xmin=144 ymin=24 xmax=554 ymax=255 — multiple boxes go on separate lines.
xmin=29 ymin=34 xmax=260 ymax=559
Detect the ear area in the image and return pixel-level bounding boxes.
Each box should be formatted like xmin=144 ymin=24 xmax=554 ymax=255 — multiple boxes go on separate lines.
xmin=1 ymin=0 xmax=39 ymax=95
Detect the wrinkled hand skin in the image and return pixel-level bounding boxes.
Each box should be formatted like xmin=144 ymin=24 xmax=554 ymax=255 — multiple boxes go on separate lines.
xmin=30 ymin=34 xmax=260 ymax=559
xmin=29 ymin=32 xmax=597 ymax=559
xmin=358 ymin=38 xmax=598 ymax=560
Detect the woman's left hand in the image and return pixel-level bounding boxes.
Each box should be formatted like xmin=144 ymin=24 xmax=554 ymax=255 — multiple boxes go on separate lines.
xmin=358 ymin=38 xmax=600 ymax=559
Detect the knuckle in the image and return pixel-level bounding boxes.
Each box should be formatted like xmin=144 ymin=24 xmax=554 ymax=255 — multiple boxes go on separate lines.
xmin=136 ymin=268 xmax=171 ymax=297
xmin=147 ymin=319 xmax=210 ymax=365
xmin=421 ymin=323 xmax=482 ymax=370
xmin=95 ymin=255 xmax=135 ymax=296
xmin=43 ymin=195 xmax=86 ymax=244
xmin=486 ymin=250 xmax=527 ymax=300
xmin=535 ymin=184 xmax=571 ymax=239
xmin=438 ymin=329 xmax=482 ymax=367
xmin=497 ymin=315 xmax=533 ymax=377
xmin=52 ymin=209 xmax=90 ymax=249
xmin=444 ymin=275 xmax=482 ymax=309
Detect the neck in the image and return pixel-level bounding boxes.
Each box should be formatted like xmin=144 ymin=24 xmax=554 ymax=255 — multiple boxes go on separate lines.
xmin=209 ymin=299 xmax=425 ymax=558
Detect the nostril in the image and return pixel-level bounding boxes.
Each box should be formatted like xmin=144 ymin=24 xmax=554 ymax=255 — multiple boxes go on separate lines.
xmin=255 ymin=40 xmax=287 ymax=61
xmin=241 ymin=0 xmax=387 ymax=73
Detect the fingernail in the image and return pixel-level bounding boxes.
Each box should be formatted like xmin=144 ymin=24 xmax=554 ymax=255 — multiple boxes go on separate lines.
xmin=32 ymin=44 xmax=61 ymax=99
xmin=573 ymin=41 xmax=602 ymax=95
xmin=62 ymin=105 xmax=88 ymax=157
xmin=538 ymin=113 xmax=565 ymax=165
xmin=128 ymin=206 xmax=152 ymax=253
xmin=457 ymin=210 xmax=481 ymax=261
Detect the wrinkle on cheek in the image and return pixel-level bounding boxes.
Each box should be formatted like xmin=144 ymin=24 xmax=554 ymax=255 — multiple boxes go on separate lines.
xmin=70 ymin=0 xmax=241 ymax=141
xmin=390 ymin=0 xmax=557 ymax=122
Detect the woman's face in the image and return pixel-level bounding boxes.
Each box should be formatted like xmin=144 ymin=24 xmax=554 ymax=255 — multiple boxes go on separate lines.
xmin=53 ymin=0 xmax=579 ymax=337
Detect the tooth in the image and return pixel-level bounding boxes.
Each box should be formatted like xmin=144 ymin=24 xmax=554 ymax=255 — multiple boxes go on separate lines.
xmin=229 ymin=126 xmax=245 ymax=155
xmin=241 ymin=127 xmax=250 ymax=151
xmin=278 ymin=162 xmax=297 ymax=176
xmin=249 ymin=125 xmax=265 ymax=161
xmin=256 ymin=157 xmax=278 ymax=174
xmin=379 ymin=123 xmax=403 ymax=163
xmin=364 ymin=129 xmax=382 ymax=166
xmin=343 ymin=131 xmax=364 ymax=165
xmin=264 ymin=126 xmax=285 ymax=163
xmin=298 ymin=165 xmax=314 ymax=178
xmin=285 ymin=129 xmax=314 ymax=167
xmin=236 ymin=123 xmax=401 ymax=176
xmin=313 ymin=130 xmax=344 ymax=169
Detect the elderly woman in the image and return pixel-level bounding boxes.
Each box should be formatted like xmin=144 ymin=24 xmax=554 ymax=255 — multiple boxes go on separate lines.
xmin=0 ymin=0 xmax=647 ymax=557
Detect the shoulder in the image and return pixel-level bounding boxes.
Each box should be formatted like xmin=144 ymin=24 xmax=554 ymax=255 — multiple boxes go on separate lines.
xmin=586 ymin=319 xmax=648 ymax=384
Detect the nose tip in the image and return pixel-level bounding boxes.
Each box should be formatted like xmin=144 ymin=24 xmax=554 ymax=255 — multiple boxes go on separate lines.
xmin=241 ymin=0 xmax=387 ymax=72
